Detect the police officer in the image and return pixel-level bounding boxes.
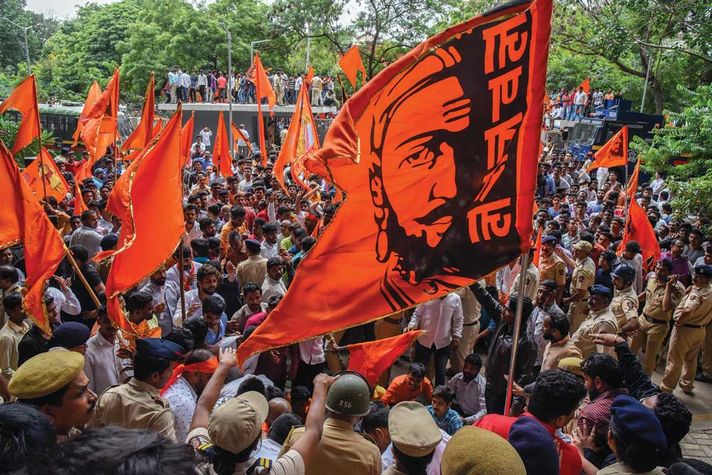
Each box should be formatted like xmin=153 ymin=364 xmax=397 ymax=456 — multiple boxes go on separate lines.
xmin=661 ymin=265 xmax=712 ymax=394
xmin=283 ymin=372 xmax=381 ymax=474
xmin=383 ymin=401 xmax=442 ymax=475
xmin=563 ymin=240 xmax=596 ymax=333
xmin=631 ymin=259 xmax=685 ymax=375
xmin=571 ymin=284 xmax=618 ymax=358
xmin=88 ymin=338 xmax=185 ymax=441
xmin=538 ymin=235 xmax=567 ymax=303
xmin=610 ymin=264 xmax=640 ymax=337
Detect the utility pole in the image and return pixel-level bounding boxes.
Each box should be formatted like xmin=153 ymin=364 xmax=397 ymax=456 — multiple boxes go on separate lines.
xmin=1 ymin=17 xmax=36 ymax=76
xmin=250 ymin=39 xmax=271 ymax=66
xmin=220 ymin=23 xmax=234 ymax=161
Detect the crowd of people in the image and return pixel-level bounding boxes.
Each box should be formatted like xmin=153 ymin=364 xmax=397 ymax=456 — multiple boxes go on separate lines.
xmin=0 ymin=115 xmax=711 ymax=474
xmin=545 ymin=87 xmax=622 ymax=123
xmin=162 ymin=68 xmax=340 ymax=107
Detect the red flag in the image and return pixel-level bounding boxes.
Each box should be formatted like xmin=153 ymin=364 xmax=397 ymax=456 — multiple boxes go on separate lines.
xmin=81 ymin=69 xmax=120 ymax=163
xmin=274 ymin=82 xmax=320 ymax=192
xmin=72 ymin=81 xmax=102 ymax=147
xmin=22 ymin=148 xmax=70 ymax=202
xmin=251 ymin=53 xmax=275 ymax=165
xmin=73 ymin=180 xmax=89 ymax=215
xmin=339 ymin=45 xmax=368 ymax=88
xmin=627 ymin=157 xmax=641 ymax=199
xmin=0 ymin=141 xmax=65 ymax=334
xmin=346 ymin=330 xmax=422 ymax=387
xmin=122 ymin=73 xmax=155 ymax=152
xmin=105 ymin=108 xmax=184 ymax=334
xmin=577 ymin=78 xmax=590 ymax=94
xmin=237 ymin=0 xmax=553 ymax=364
xmin=213 ymin=111 xmax=232 ymax=176
xmin=181 ymin=112 xmax=195 ymax=166
xmin=588 ymin=125 xmax=628 ymax=171
xmin=0 ymin=75 xmax=41 ymax=154
xmin=617 ymin=199 xmax=660 ymax=273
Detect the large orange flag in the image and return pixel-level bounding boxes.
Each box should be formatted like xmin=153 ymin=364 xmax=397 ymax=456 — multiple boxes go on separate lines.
xmin=251 ymin=53 xmax=275 ymax=165
xmin=0 ymin=75 xmax=41 ymax=154
xmin=346 ymin=330 xmax=422 ymax=387
xmin=626 ymin=157 xmax=641 ymax=199
xmin=72 ymin=81 xmax=102 ymax=147
xmin=22 ymin=148 xmax=70 ymax=201
xmin=588 ymin=125 xmax=628 ymax=171
xmin=237 ymin=0 xmax=553 ymax=364
xmin=231 ymin=122 xmax=253 ymax=155
xmin=73 ymin=180 xmax=89 ymax=215
xmin=212 ymin=111 xmax=232 ymax=176
xmin=81 ymin=69 xmax=120 ymax=163
xmin=0 ymin=141 xmax=65 ymax=334
xmin=577 ymin=77 xmax=590 ymax=94
xmin=181 ymin=112 xmax=195 ymax=166
xmin=105 ymin=109 xmax=184 ymax=334
xmin=617 ymin=199 xmax=660 ymax=273
xmin=339 ymin=45 xmax=368 ymax=88
xmin=274 ymin=81 xmax=320 ymax=192
xmin=122 ymin=73 xmax=155 ymax=152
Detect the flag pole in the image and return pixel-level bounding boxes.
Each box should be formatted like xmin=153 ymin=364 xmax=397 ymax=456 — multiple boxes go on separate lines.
xmin=177 ymin=241 xmax=187 ymax=326
xmin=504 ymin=251 xmax=530 ymax=416
xmin=64 ymin=246 xmax=101 ymax=309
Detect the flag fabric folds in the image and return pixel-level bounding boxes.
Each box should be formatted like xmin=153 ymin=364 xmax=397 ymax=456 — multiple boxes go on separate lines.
xmin=213 ymin=111 xmax=232 ymax=176
xmin=72 ymin=81 xmax=102 ymax=147
xmin=122 ymin=73 xmax=155 ymax=152
xmin=577 ymin=78 xmax=590 ymax=94
xmin=0 ymin=141 xmax=65 ymax=335
xmin=0 ymin=75 xmax=41 ymax=154
xmin=617 ymin=199 xmax=661 ymax=273
xmin=231 ymin=122 xmax=253 ymax=155
xmin=627 ymin=156 xmax=641 ymax=199
xmin=250 ymin=53 xmax=275 ymax=165
xmin=181 ymin=112 xmax=195 ymax=166
xmin=588 ymin=125 xmax=628 ymax=171
xmin=346 ymin=330 xmax=422 ymax=387
xmin=105 ymin=109 xmax=184 ymax=334
xmin=22 ymin=147 xmax=70 ymax=201
xmin=73 ymin=180 xmax=89 ymax=216
xmin=339 ymin=45 xmax=368 ymax=88
xmin=81 ymin=69 xmax=120 ymax=163
xmin=532 ymin=225 xmax=543 ymax=266
xmin=237 ymin=0 xmax=553 ymax=364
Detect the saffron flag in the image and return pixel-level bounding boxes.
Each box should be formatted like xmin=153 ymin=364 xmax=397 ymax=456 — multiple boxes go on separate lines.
xmin=213 ymin=111 xmax=232 ymax=176
xmin=81 ymin=69 xmax=120 ymax=163
xmin=626 ymin=157 xmax=641 ymax=199
xmin=274 ymin=81 xmax=320 ymax=192
xmin=122 ymin=73 xmax=155 ymax=152
xmin=231 ymin=122 xmax=253 ymax=155
xmin=577 ymin=77 xmax=590 ymax=94
xmin=22 ymin=147 xmax=70 ymax=201
xmin=238 ymin=0 xmax=553 ymax=364
xmin=152 ymin=118 xmax=163 ymax=138
xmin=339 ymin=45 xmax=368 ymax=88
xmin=251 ymin=53 xmax=275 ymax=165
xmin=181 ymin=112 xmax=195 ymax=166
xmin=617 ymin=199 xmax=660 ymax=273
xmin=72 ymin=81 xmax=102 ymax=147
xmin=345 ymin=330 xmax=422 ymax=387
xmin=73 ymin=180 xmax=88 ymax=215
xmin=588 ymin=125 xmax=628 ymax=171
xmin=105 ymin=108 xmax=184 ymax=334
xmin=532 ymin=225 xmax=543 ymax=266
xmin=0 ymin=141 xmax=65 ymax=335
xmin=0 ymin=75 xmax=41 ymax=154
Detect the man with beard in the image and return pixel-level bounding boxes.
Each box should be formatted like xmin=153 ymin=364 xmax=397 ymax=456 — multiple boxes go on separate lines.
xmin=88 ymin=338 xmax=185 ymax=442
xmin=68 ymin=210 xmax=103 ymax=258
xmin=447 ymin=353 xmax=487 ymax=424
xmin=577 ymin=353 xmax=625 ymax=434
xmin=141 ymin=264 xmax=179 ymax=337
xmin=198 ymin=217 xmax=217 ymax=239
xmin=182 ymin=204 xmax=202 ymax=246
xmin=229 ymin=282 xmax=268 ymax=334
xmin=9 ymin=351 xmax=98 ymax=442
xmin=173 ymin=264 xmax=223 ymax=327
xmin=561 ymin=240 xmax=596 ymax=333
xmin=260 ymin=222 xmax=281 ymax=259
xmin=527 ymin=280 xmax=566 ymax=372
xmin=538 ymin=235 xmax=567 ymax=303
xmin=541 ymin=311 xmax=581 ymax=371
xmin=610 ymin=264 xmax=640 ymax=337
xmin=262 ymin=257 xmax=287 ymax=302
xmin=162 ymin=348 xmax=217 ymax=443
xmin=166 ymin=246 xmax=203 ymax=292
xmin=571 ymin=285 xmax=618 ymax=358
xmin=84 ymin=309 xmax=125 ymax=394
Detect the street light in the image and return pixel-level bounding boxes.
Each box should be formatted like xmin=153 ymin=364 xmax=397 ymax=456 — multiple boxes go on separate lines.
xmin=1 ymin=17 xmax=38 ymax=76
xmin=250 ymin=40 xmax=271 ymax=65
xmin=219 ymin=22 xmax=234 ymax=160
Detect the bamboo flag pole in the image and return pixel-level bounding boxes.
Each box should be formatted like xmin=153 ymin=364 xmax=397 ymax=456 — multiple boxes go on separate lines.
xmin=64 ymin=245 xmax=101 ymax=309
xmin=503 ymin=251 xmax=531 ymax=416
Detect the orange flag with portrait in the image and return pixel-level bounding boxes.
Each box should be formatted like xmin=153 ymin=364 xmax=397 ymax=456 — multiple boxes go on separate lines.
xmin=22 ymin=147 xmax=70 ymax=201
xmin=181 ymin=112 xmax=195 ymax=166
xmin=345 ymin=330 xmax=422 ymax=387
xmin=0 ymin=141 xmax=65 ymax=335
xmin=122 ymin=73 xmax=155 ymax=152
xmin=250 ymin=53 xmax=275 ymax=165
xmin=105 ymin=108 xmax=184 ymax=334
xmin=617 ymin=199 xmax=660 ymax=273
xmin=81 ymin=69 xmax=120 ymax=163
xmin=213 ymin=111 xmax=232 ymax=176
xmin=0 ymin=75 xmax=41 ymax=154
xmin=339 ymin=45 xmax=368 ymax=88
xmin=588 ymin=125 xmax=628 ymax=171
xmin=237 ymin=0 xmax=553 ymax=364
xmin=577 ymin=78 xmax=590 ymax=94
xmin=72 ymin=81 xmax=102 ymax=147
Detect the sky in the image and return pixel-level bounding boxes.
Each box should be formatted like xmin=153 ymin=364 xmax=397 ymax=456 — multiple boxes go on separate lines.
xmin=25 ymin=0 xmax=119 ymax=18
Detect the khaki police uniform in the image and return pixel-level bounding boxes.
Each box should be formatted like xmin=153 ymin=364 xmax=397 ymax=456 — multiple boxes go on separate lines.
xmin=511 ymin=264 xmax=540 ymax=302
xmin=631 ymin=278 xmax=685 ymax=375
xmin=567 ymin=256 xmax=596 ymax=333
xmin=283 ymin=417 xmax=381 ymax=475
xmin=611 ymin=285 xmax=639 ymax=333
xmin=661 ymin=284 xmax=712 ymax=393
xmin=88 ymin=377 xmax=177 ymax=442
xmin=451 ymin=285 xmax=482 ymax=373
xmin=538 ymin=254 xmax=567 ymax=290
xmin=571 ymin=307 xmax=619 ymax=358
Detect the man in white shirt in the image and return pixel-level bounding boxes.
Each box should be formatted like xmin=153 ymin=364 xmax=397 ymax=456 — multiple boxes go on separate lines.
xmin=254 ymin=412 xmax=302 ymax=462
xmin=260 ymin=223 xmax=281 ymax=259
xmin=237 ymin=124 xmax=250 ymax=156
xmin=180 ymin=70 xmax=191 ymax=102
xmin=197 ymin=71 xmax=208 ymax=102
xmin=69 ymin=210 xmax=104 ymax=258
xmin=262 ymin=258 xmax=287 ymax=302
xmin=140 ymin=265 xmax=179 ymax=337
xmin=447 ymin=353 xmax=487 ymax=424
xmin=238 ymin=167 xmax=254 ymax=192
xmin=174 ymin=264 xmax=224 ymax=327
xmin=573 ymin=86 xmax=587 ymax=119
xmin=408 ymin=292 xmax=464 ymax=385
xmin=199 ymin=127 xmax=212 ymax=147
xmin=191 ymin=135 xmax=206 ymax=159
xmin=84 ymin=311 xmax=125 ymax=395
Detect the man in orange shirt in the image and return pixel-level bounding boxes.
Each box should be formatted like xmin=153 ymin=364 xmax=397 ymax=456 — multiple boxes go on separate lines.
xmin=380 ymin=362 xmax=433 ymax=406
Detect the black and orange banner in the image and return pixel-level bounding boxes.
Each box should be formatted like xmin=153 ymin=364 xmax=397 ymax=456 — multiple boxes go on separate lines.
xmin=237 ymin=0 xmax=553 ymax=364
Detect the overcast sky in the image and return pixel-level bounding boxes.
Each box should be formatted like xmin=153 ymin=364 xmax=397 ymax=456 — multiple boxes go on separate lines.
xmin=25 ymin=0 xmax=118 ymax=18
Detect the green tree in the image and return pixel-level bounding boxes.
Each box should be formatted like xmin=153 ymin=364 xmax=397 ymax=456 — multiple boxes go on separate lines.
xmin=0 ymin=0 xmax=59 ymax=73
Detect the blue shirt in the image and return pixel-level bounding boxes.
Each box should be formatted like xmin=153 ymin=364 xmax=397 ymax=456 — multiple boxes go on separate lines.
xmin=427 ymin=406 xmax=463 ymax=436
xmin=205 ymin=314 xmax=227 ymax=345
